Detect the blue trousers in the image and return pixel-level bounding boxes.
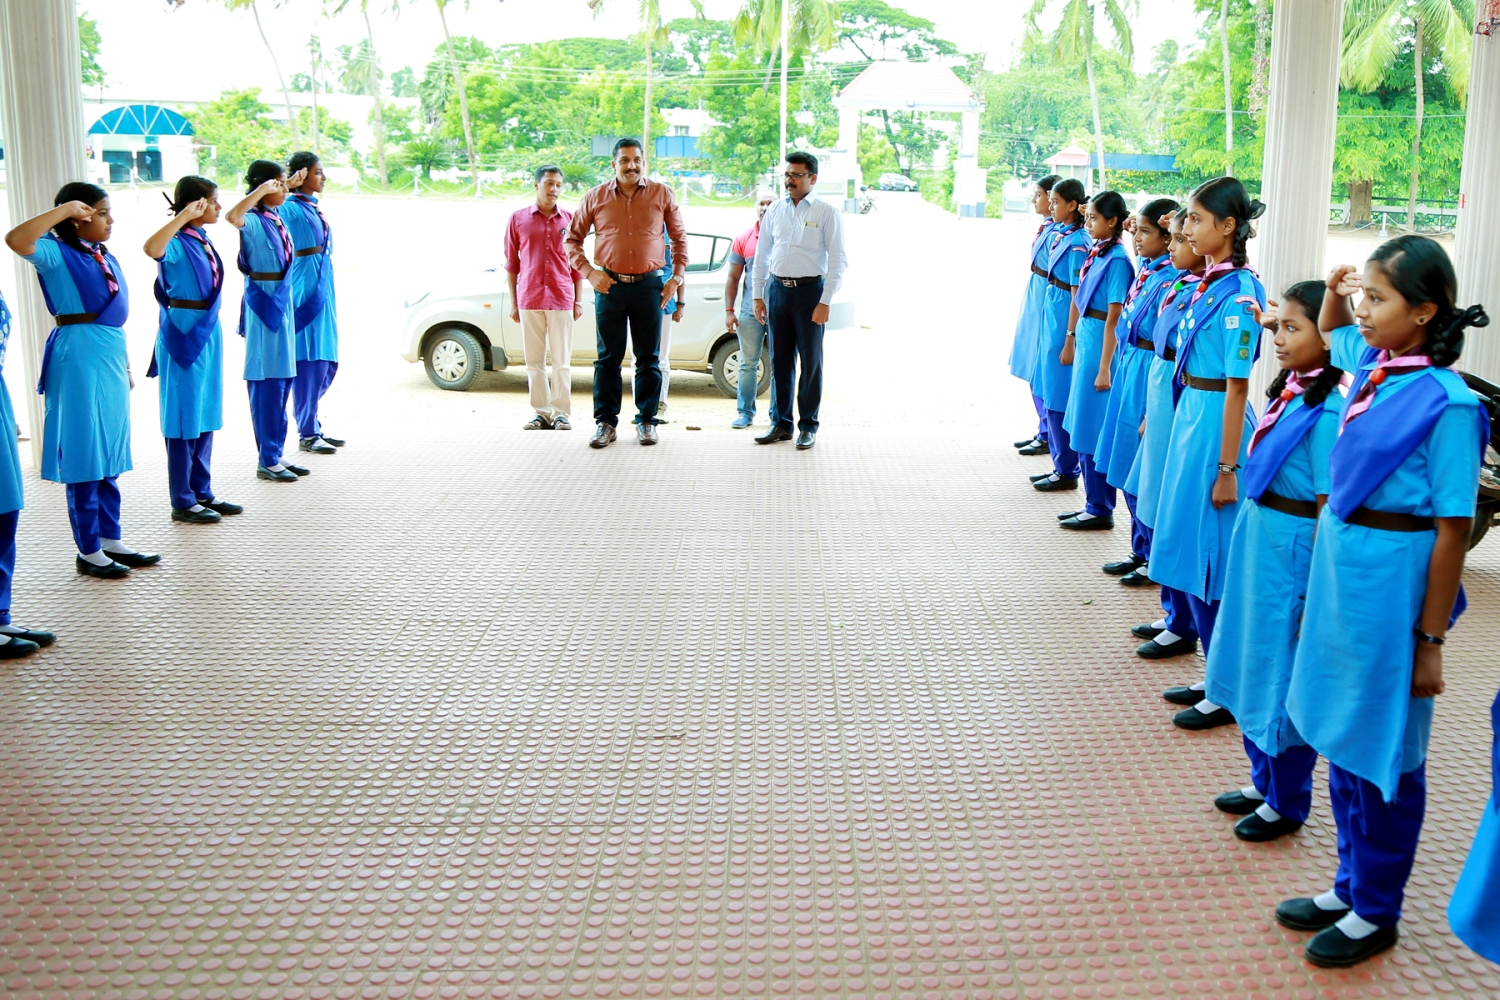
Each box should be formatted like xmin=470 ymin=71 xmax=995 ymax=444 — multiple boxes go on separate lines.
xmin=293 ymin=359 xmax=338 ymax=440
xmin=1245 ymin=736 xmax=1318 ymax=823
xmin=166 ymin=432 xmax=214 ymax=510
xmin=0 ymin=509 xmax=16 ymax=625
xmin=1161 ymin=586 xmax=1198 ymax=639
xmin=734 ymin=314 xmax=770 ymax=420
xmin=247 ymin=377 xmax=292 ymax=467
xmin=1187 ymin=593 xmax=1220 ymax=657
xmin=1032 ymin=393 xmax=1049 ymax=443
xmin=1124 ymin=491 xmax=1151 ymax=561
xmin=1079 ymin=453 xmax=1116 ymax=518
xmin=766 ymin=280 xmax=825 ymax=432
xmin=1330 ymin=762 xmax=1426 ymax=927
xmin=594 ymin=277 xmax=663 ymax=427
xmin=1044 ymin=410 xmax=1080 ymax=478
xmin=65 ymin=477 xmax=122 ymax=555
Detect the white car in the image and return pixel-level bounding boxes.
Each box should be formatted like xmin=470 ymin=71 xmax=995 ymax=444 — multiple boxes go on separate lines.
xmin=399 ymin=230 xmax=854 ymax=397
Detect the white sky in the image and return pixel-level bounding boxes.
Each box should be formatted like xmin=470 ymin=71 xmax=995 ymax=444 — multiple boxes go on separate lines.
xmin=87 ymin=0 xmax=1203 ymax=99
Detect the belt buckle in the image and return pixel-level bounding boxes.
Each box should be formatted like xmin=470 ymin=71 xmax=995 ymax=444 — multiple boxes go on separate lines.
xmin=778 ymin=277 xmax=796 ymax=288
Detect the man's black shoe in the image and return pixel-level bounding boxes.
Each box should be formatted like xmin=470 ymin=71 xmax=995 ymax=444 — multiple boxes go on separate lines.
xmin=795 ymin=430 xmax=816 ymax=450
xmin=1173 ymin=704 xmax=1236 ymax=730
xmin=1018 ymin=440 xmax=1050 ymax=455
xmin=1137 ymin=637 xmax=1198 ymax=659
xmin=107 ymin=550 xmax=162 ymax=569
xmin=1033 ymin=476 xmax=1079 ymax=492
xmin=1120 ymin=568 xmax=1155 ymax=587
xmin=283 ymin=462 xmax=310 ymax=476
xmin=203 ymin=500 xmax=244 ymax=516
xmin=756 ymin=427 xmax=794 ymax=444
xmin=1132 ymin=622 xmax=1165 ymax=640
xmin=319 ymin=434 xmax=346 ymax=447
xmin=1060 ymin=514 xmax=1113 ymax=530
xmin=1214 ymin=789 xmax=1262 ymax=814
xmin=1163 ymin=684 xmax=1204 ymax=706
xmin=0 ymin=636 xmax=40 ymax=659
xmin=1275 ymin=897 xmax=1350 ymax=931
xmin=171 ymin=507 xmax=222 ymax=524
xmin=75 ymin=556 xmax=129 ymax=579
xmin=1103 ymin=554 xmax=1145 ymax=575
xmin=1304 ymin=925 xmax=1398 ymax=968
xmin=1234 ymin=811 xmax=1303 ymax=841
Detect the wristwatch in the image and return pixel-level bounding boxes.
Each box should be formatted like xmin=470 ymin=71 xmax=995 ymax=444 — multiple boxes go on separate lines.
xmin=1217 ymin=463 xmax=1239 ymax=475
xmin=1414 ymin=628 xmax=1446 ymax=645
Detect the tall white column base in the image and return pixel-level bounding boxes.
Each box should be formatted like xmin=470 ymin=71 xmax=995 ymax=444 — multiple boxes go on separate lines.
xmin=1454 ymin=27 xmax=1500 ymax=380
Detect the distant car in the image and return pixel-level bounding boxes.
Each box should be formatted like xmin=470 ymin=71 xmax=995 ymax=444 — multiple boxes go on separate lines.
xmin=877 ymin=173 xmax=919 ymax=192
xmin=400 ymin=230 xmax=854 ymax=397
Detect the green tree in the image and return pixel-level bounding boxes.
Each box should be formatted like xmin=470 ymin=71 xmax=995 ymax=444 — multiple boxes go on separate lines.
xmin=335 ymin=39 xmax=382 ymax=94
xmin=391 ymin=65 xmax=419 ymax=97
xmin=188 ymin=88 xmax=289 ymax=183
xmin=1161 ymin=0 xmax=1264 ymax=188
xmin=837 ymin=0 xmax=956 ymax=60
xmin=331 ymin=0 xmax=391 ymax=188
xmin=732 ymin=0 xmax=839 ymax=170
xmin=297 ymin=106 xmax=353 ymax=161
xmin=857 ymin=122 xmax=899 ymax=184
xmin=372 ymin=101 xmax=417 ymax=145
xmin=418 ymin=36 xmax=492 ymax=127
xmin=400 ymin=137 xmax=453 ymax=178
xmin=219 ymin=1 xmax=300 ymax=147
xmin=79 ymin=12 xmax=105 ymax=87
xmin=694 ymin=46 xmax=804 ymax=189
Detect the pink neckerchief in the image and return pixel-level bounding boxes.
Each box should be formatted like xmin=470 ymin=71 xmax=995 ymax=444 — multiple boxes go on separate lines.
xmin=1157 ymin=271 xmax=1203 ymax=314
xmin=1339 ymin=350 xmax=1435 ymax=431
xmin=179 ymin=226 xmax=220 ymax=289
xmin=251 ymin=205 xmax=293 ymax=267
xmin=1125 ymin=255 xmax=1169 ymax=304
xmin=1077 ymin=237 xmax=1117 ymax=284
xmin=79 ymin=240 xmax=119 ymax=295
xmin=1187 ymin=260 xmax=1238 ymax=307
xmin=1249 ymin=368 xmax=1322 ymax=454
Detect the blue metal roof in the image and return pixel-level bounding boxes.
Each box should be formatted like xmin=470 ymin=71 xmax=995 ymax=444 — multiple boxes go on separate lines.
xmin=1088 ymin=153 xmax=1179 ymax=173
xmin=88 ymin=104 xmax=194 ymax=137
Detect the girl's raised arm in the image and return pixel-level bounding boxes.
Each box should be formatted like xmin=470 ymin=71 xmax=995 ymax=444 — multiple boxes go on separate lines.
xmin=144 ymin=199 xmax=208 ymax=260
xmin=5 ymin=202 xmax=93 ymax=256
xmin=1320 ymin=265 xmax=1359 ymax=332
xmin=225 ymin=180 xmax=280 ymax=230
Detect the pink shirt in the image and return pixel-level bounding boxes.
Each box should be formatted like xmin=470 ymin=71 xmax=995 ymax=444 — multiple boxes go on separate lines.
xmin=504 ymin=203 xmax=581 ymax=311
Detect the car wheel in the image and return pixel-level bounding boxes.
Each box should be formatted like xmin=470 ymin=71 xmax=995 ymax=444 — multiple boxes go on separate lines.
xmin=710 ymin=337 xmax=771 ymax=399
xmin=423 ymin=327 xmax=482 ymax=391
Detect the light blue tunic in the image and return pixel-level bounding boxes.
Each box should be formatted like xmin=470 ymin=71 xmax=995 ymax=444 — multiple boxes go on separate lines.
xmin=1205 ymin=392 xmax=1342 ymax=753
xmin=1037 ymin=226 xmax=1091 ymax=413
xmin=0 ymin=296 xmax=23 ymax=514
xmin=1286 ymin=325 xmax=1483 ymax=800
xmin=239 ymin=209 xmax=297 ymax=382
xmin=280 ymin=195 xmax=339 ymax=362
xmin=1126 ymin=278 xmax=1194 ymax=528
xmin=1007 ymin=221 xmax=1057 ymax=387
xmin=155 ymin=234 xmax=224 ymax=439
xmin=1096 ymin=261 xmax=1177 ymax=488
xmin=21 ymin=239 xmax=132 ymax=484
xmin=1149 ymin=269 xmax=1263 ymax=601
xmin=1062 ymin=247 xmax=1133 ymax=453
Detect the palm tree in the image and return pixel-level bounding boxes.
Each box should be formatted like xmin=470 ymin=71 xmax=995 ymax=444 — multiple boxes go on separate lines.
xmin=222 ymin=0 xmax=301 ymax=147
xmin=585 ymin=0 xmax=703 ymax=172
xmin=308 ymin=35 xmax=325 ymax=156
xmin=730 ymin=0 xmax=838 ymax=176
xmin=430 ymin=0 xmax=483 ymax=194
xmin=1342 ymin=0 xmax=1474 ymax=231
xmin=401 ymin=137 xmax=453 ymax=180
xmin=331 ymin=1 xmax=391 ymax=189
xmin=1219 ymin=0 xmax=1234 ymax=174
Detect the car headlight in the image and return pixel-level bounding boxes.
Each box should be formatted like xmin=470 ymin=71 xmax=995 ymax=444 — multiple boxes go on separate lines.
xmin=404 ymin=291 xmax=430 ymax=309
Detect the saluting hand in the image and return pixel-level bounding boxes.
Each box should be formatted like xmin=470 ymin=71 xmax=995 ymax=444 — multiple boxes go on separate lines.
xmin=252 ymin=178 xmax=283 ymax=202
xmin=178 ymin=198 xmax=209 ymax=224
xmin=287 ymin=168 xmax=309 ymax=191
xmin=61 ymin=201 xmax=96 ymax=224
xmin=1247 ymin=298 xmax=1279 ymax=332
xmin=1327 ymin=264 xmax=1361 ymax=298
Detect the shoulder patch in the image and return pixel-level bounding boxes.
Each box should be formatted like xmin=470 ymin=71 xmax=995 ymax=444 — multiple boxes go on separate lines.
xmin=1237 ymin=348 xmax=1250 ymax=359
xmin=1225 ymin=315 xmax=1239 ymax=330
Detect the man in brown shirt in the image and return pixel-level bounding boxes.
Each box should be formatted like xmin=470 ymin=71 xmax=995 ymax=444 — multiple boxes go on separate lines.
xmin=565 ymin=138 xmax=688 ymax=448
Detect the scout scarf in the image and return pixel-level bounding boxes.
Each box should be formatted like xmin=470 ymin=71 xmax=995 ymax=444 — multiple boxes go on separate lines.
xmin=1240 ymin=371 xmax=1330 ymax=502
xmin=236 ymin=207 xmax=294 ymax=337
xmin=36 ymin=236 xmax=130 ymax=394
xmin=149 ymin=226 xmax=224 ymax=375
xmin=288 ymin=194 xmax=335 ymax=331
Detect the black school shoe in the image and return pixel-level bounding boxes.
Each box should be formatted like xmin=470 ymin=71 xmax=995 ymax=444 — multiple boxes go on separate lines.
xmin=1104 ymin=554 xmax=1145 ymax=575
xmin=300 ymin=436 xmax=337 ymax=453
xmin=257 ymin=465 xmax=297 ymax=482
xmin=1014 ymin=437 xmax=1040 ymax=449
xmin=203 ymin=500 xmax=244 ymax=516
xmin=1164 ymin=685 xmax=1204 ymax=706
xmin=1276 ymin=897 xmax=1350 ymax=931
xmin=1120 ymin=568 xmax=1155 ymax=587
xmin=320 ymin=434 xmax=346 ymax=447
xmin=1173 ymin=704 xmax=1236 ymax=730
xmin=1214 ymin=789 xmax=1261 ymax=814
xmin=1305 ymin=925 xmax=1399 ymax=968
xmin=283 ymin=462 xmax=310 ymax=476
xmin=108 ymin=550 xmax=162 ymax=569
xmin=75 ymin=556 xmax=130 ymax=579
xmin=1033 ymin=476 xmax=1079 ymax=492
xmin=1018 ymin=440 xmax=1050 ymax=456
xmin=1132 ymin=622 xmax=1165 ymax=640
xmin=1137 ymin=637 xmax=1198 ymax=659
xmin=1060 ymin=514 xmax=1113 ymax=531
xmin=171 ymin=507 xmax=221 ymax=524
xmin=0 ymin=636 xmax=40 ymax=658
xmin=3 ymin=628 xmax=55 ymax=647
xmin=1234 ymin=811 xmax=1303 ymax=841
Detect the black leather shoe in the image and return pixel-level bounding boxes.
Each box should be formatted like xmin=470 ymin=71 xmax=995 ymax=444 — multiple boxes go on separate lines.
xmin=107 ymin=550 xmax=162 ymax=569
xmin=1173 ymin=704 xmax=1236 ymax=730
xmin=1018 ymin=441 xmax=1050 ymax=455
xmin=319 ymin=434 xmax=346 ymax=447
xmin=203 ymin=500 xmax=243 ymax=516
xmin=2 ymin=628 xmax=55 ymax=647
xmin=1033 ymin=476 xmax=1079 ymax=492
xmin=1235 ymin=811 xmax=1303 ymax=841
xmin=1056 ymin=509 xmax=1083 ymax=519
xmin=1164 ymin=684 xmax=1204 ymax=705
xmin=756 ymin=426 xmax=794 ymax=444
xmin=1137 ymin=637 xmax=1198 ymax=659
xmin=1103 ymin=555 xmax=1145 ymax=575
xmin=257 ymin=464 xmax=297 ymax=481
xmin=0 ymin=636 xmax=40 ymax=659
xmin=1132 ymin=622 xmax=1165 ymax=640
xmin=1060 ymin=514 xmax=1114 ymax=530
xmin=283 ymin=462 xmax=310 ymax=476
xmin=1305 ymin=924 xmax=1398 ymax=968
xmin=1214 ymin=789 xmax=1262 ymax=814
xmin=1276 ymin=897 xmax=1350 ymax=931
xmin=1014 ymin=437 xmax=1039 ymax=449
xmin=795 ymin=430 xmax=816 ymax=450
xmin=299 ymin=436 xmax=337 ymax=453
xmin=171 ymin=507 xmax=222 ymax=524
xmin=75 ymin=556 xmax=130 ymax=579
xmin=1032 ymin=473 xmax=1056 ymax=483
xmin=1120 ymin=568 xmax=1155 ymax=587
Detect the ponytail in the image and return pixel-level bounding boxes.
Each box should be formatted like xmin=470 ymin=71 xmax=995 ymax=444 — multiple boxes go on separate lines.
xmin=1089 ymin=190 xmax=1128 ymax=242
xmin=1188 ymin=176 xmax=1265 ymax=267
xmin=1429 ymin=305 xmax=1490 ymax=369
xmin=1053 ymin=178 xmax=1087 ymax=226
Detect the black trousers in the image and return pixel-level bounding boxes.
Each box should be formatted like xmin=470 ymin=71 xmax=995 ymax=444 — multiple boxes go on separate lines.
xmin=766 ymin=279 xmax=824 ymax=432
xmin=593 ymin=276 xmax=664 ymax=427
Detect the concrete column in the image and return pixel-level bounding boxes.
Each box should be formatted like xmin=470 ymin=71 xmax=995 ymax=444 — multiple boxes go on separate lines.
xmin=0 ymin=0 xmax=88 ymax=468
xmin=1454 ymin=26 xmax=1500 ymax=380
xmin=1252 ymin=0 xmax=1343 ymax=389
xmin=836 ymin=105 xmax=859 ymax=154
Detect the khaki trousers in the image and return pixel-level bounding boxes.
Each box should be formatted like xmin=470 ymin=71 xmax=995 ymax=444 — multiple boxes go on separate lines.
xmin=520 ymin=309 xmax=572 ymax=418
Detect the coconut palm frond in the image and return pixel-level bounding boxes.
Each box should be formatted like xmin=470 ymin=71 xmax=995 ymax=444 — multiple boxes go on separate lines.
xmin=1340 ymin=0 xmax=1405 ymax=92
xmin=1102 ymin=0 xmax=1136 ymax=63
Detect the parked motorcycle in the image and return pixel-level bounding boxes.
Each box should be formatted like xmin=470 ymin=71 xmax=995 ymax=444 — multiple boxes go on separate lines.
xmin=858 ymin=188 xmax=876 ymax=214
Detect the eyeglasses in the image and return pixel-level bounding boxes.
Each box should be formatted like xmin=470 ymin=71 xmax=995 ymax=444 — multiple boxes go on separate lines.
xmin=783 ymin=171 xmax=811 ymax=179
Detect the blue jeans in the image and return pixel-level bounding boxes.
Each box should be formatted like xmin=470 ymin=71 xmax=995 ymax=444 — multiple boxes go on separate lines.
xmin=594 ymin=276 xmax=664 ymax=427
xmin=735 ymin=313 xmax=769 ymax=419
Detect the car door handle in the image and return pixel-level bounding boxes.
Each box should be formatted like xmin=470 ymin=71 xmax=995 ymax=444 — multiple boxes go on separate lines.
xmin=703 ymin=293 xmax=722 ymax=301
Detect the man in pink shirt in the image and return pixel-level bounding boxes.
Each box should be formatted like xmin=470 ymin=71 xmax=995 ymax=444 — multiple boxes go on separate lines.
xmin=505 ymin=165 xmax=583 ymax=429
xmin=724 ymin=193 xmax=775 ymax=427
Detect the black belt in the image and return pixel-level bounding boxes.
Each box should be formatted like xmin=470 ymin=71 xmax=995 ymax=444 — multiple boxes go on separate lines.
xmin=1162 ymin=346 xmax=1177 ymax=362
xmin=167 ymin=299 xmax=210 ymax=310
xmin=1030 ymin=264 xmax=1048 ymax=278
xmin=1346 ymin=507 xmax=1435 ymax=532
xmin=603 ymin=267 xmax=665 ymax=284
xmin=1084 ymin=307 xmax=1108 ymax=321
xmin=294 ymin=247 xmax=324 ymax=258
xmin=1181 ymin=372 xmax=1227 ymax=392
xmin=54 ymin=313 xmax=98 ymax=327
xmin=772 ymin=274 xmax=822 ymax=288
xmin=1135 ymin=338 xmax=1155 ymax=351
xmin=246 ymin=271 xmax=285 ymax=281
xmin=1048 ymin=277 xmax=1072 ymax=292
xmin=1257 ymin=490 xmax=1318 ymax=520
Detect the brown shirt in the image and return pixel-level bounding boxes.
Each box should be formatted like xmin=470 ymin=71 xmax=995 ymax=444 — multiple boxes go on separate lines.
xmin=565 ymin=177 xmax=688 ymax=279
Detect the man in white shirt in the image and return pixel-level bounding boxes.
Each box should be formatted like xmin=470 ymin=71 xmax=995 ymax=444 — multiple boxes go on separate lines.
xmin=751 ymin=152 xmax=848 ymax=450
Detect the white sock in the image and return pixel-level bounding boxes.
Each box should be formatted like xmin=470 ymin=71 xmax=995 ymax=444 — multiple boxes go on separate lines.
xmin=189 ymin=504 xmax=206 ymax=513
xmin=81 ymin=549 xmax=113 ymax=566
xmin=1253 ymin=802 xmax=1282 ymax=822
xmin=1239 ymin=785 xmax=1265 ymax=801
xmin=1155 ymin=629 xmax=1181 ymax=646
xmin=1191 ymin=681 xmax=1206 ymax=691
xmin=1047 ymin=473 xmax=1061 ymax=482
xmin=1151 ymin=618 xmax=1167 ymax=630
xmin=0 ymin=624 xmax=24 ymax=635
xmin=1073 ymin=512 xmax=1098 ymax=522
xmin=1194 ymin=698 xmax=1222 ymax=714
xmin=1314 ymin=890 xmax=1349 ymax=911
xmin=1335 ymin=912 xmax=1382 ymax=940
xmin=102 ymin=538 xmax=133 ymax=555
xmin=268 ymin=462 xmax=287 ymax=472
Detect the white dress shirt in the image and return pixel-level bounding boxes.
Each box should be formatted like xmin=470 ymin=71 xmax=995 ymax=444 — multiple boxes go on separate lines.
xmin=751 ymin=193 xmax=849 ymax=306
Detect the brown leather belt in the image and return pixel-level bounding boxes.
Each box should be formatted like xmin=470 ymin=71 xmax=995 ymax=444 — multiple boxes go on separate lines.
xmin=1135 ymin=338 xmax=1155 ymax=351
xmin=605 ymin=268 xmax=667 ymax=284
xmin=1257 ymin=489 xmax=1318 ymax=520
xmin=1084 ymin=307 xmax=1108 ymax=321
xmin=294 ymin=247 xmax=323 ymax=257
xmin=1346 ymin=507 xmax=1435 ymax=532
xmin=246 ymin=271 xmax=286 ymax=281
xmin=1031 ymin=264 xmax=1048 ymax=278
xmin=1049 ymin=277 xmax=1072 ymax=292
xmin=1162 ymin=346 xmax=1177 ymax=362
xmin=1181 ymin=372 xmax=1227 ymax=392
xmin=772 ymin=274 xmax=822 ymax=288
xmin=55 ymin=313 xmax=98 ymax=327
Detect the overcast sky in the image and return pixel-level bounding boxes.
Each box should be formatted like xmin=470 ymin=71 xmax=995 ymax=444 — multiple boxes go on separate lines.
xmin=88 ymin=0 xmax=1204 ymax=99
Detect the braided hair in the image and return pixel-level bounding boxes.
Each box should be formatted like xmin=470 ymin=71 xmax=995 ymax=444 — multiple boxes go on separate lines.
xmin=1089 ymin=190 xmax=1128 ymax=242
xmin=166 ymin=175 xmax=217 ymax=215
xmin=1367 ymin=234 xmax=1491 ymax=368
xmin=50 ymin=181 xmax=108 ymax=252
xmin=1266 ymin=280 xmax=1344 ymax=407
xmin=1189 ymin=177 xmax=1265 ymax=267
xmin=1053 ymin=178 xmax=1087 ymax=227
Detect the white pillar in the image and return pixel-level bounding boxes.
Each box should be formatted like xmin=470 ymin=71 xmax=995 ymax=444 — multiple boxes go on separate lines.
xmin=1454 ymin=25 xmax=1500 ymax=380
xmin=836 ymin=105 xmax=859 ymax=154
xmin=0 ymin=0 xmax=87 ymax=469
xmin=1252 ymin=0 xmax=1343 ymax=389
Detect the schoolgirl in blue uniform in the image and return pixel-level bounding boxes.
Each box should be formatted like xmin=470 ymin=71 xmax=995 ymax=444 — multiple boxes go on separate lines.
xmin=1094 ymin=200 xmax=1179 ymax=578
xmin=1010 ymin=173 xmax=1062 ymax=456
xmin=0 ymin=292 xmax=57 ymax=657
xmin=1058 ymin=191 xmax=1134 ymax=530
xmin=282 ymin=151 xmax=345 ymax=456
xmin=144 ymin=176 xmax=244 ymax=525
xmin=4 ymin=183 xmax=160 ymax=579
xmin=228 ymin=159 xmax=310 ymax=483
xmin=1448 ymin=681 xmax=1500 ymax=964
xmin=1183 ymin=282 xmax=1342 ymax=843
xmin=1031 ymin=178 xmax=1093 ymax=493
xmin=1278 ymin=237 xmax=1490 ymax=968
xmin=1148 ymin=178 xmax=1265 ymax=676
